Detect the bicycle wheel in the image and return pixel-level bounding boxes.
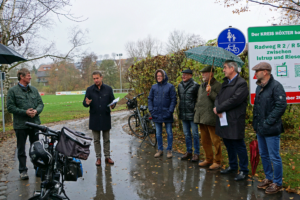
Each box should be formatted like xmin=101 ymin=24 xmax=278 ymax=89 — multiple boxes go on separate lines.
xmin=146 ymin=120 xmax=157 ymax=146
xmin=128 ymin=115 xmax=143 ymax=137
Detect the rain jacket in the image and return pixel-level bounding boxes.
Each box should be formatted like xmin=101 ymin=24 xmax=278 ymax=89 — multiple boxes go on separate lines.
xmin=148 ymin=69 xmax=177 ymax=123
xmin=194 ymin=78 xmax=222 ymax=126
xmin=178 ymin=78 xmax=199 ymax=121
xmin=253 ymin=75 xmax=287 ymax=137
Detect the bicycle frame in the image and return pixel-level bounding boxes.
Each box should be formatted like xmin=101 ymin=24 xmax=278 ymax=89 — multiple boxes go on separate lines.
xmin=26 ymin=123 xmax=69 ymax=200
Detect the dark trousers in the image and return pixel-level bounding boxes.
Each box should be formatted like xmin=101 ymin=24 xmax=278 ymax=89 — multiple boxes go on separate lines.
xmin=15 ymin=128 xmax=39 ymax=173
xmin=223 ymin=138 xmax=249 ymax=173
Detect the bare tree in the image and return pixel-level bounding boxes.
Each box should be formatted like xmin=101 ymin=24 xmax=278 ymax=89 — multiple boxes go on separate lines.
xmin=0 ymin=0 xmax=87 ymax=123
xmin=215 ymin=0 xmax=300 ymax=24
xmin=111 ymin=52 xmax=117 ymax=61
xmin=80 ymin=52 xmax=98 ymax=87
xmin=125 ymin=35 xmax=163 ymax=59
xmin=165 ymin=30 xmax=206 ymax=53
xmin=103 ymin=54 xmax=110 ymax=60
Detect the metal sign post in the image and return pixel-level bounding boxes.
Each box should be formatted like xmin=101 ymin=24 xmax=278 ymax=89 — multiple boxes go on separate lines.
xmin=0 ymin=71 xmax=5 ymax=132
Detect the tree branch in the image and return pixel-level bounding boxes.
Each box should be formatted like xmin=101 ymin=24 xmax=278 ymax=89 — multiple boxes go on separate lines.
xmin=249 ymin=0 xmax=300 ymax=12
xmin=9 ymin=54 xmax=71 ymax=70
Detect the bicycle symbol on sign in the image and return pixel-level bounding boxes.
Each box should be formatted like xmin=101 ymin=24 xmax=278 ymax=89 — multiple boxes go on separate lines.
xmin=225 ymin=44 xmax=240 ymax=54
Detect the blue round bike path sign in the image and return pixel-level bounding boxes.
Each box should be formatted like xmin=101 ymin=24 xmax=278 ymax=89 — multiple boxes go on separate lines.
xmin=217 ymin=27 xmax=246 ymax=56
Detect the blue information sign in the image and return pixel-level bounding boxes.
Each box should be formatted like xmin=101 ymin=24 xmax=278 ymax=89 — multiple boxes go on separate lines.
xmin=217 ymin=27 xmax=246 ymax=56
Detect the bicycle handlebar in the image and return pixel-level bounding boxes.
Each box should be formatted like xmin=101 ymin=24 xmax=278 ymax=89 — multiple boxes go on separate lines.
xmin=25 ymin=122 xmax=48 ymax=132
xmin=25 ymin=122 xmax=59 ymax=136
xmin=133 ymin=93 xmax=144 ymax=99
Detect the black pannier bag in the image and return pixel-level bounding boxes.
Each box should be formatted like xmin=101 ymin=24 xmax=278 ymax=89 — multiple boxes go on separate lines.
xmin=56 ymin=127 xmax=92 ymax=160
xmin=64 ymin=158 xmax=83 ymax=182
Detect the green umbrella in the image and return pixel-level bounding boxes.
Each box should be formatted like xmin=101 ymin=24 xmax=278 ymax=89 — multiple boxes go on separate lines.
xmin=184 ymin=46 xmax=244 ymax=68
xmin=185 ymin=46 xmax=244 ymax=95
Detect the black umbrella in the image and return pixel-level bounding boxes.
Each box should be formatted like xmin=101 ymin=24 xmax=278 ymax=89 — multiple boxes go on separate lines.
xmin=0 ymin=43 xmax=27 ymax=64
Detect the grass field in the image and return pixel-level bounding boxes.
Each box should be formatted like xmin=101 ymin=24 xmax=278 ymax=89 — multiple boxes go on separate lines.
xmin=0 ymin=93 xmax=127 ymax=131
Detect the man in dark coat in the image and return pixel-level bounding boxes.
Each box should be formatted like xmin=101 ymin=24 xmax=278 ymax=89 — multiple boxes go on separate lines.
xmin=148 ymin=69 xmax=177 ymax=159
xmin=178 ymin=69 xmax=200 ymax=162
xmin=83 ymin=71 xmax=116 ymax=166
xmin=214 ymin=60 xmax=249 ymax=181
xmin=252 ymin=62 xmax=287 ymax=194
xmin=194 ymin=66 xmax=222 ymax=170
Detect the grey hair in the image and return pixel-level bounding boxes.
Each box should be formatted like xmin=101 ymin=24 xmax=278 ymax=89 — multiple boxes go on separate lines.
xmin=17 ymin=68 xmax=30 ymax=81
xmin=224 ymin=60 xmax=238 ymax=73
xmin=92 ymin=71 xmax=102 ymax=77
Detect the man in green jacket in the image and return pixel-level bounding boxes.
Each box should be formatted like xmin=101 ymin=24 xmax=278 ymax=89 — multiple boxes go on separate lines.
xmin=194 ymin=66 xmax=222 ymax=170
xmin=7 ymin=68 xmax=44 ymax=180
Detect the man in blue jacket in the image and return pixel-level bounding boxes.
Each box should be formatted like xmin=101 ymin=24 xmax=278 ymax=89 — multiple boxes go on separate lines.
xmin=148 ymin=69 xmax=177 ymax=159
xmin=252 ymin=62 xmax=287 ymax=194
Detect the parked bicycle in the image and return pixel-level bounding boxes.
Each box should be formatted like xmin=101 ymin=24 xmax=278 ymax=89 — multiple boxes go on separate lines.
xmin=25 ymin=122 xmax=92 ymax=200
xmin=126 ymin=93 xmax=157 ymax=147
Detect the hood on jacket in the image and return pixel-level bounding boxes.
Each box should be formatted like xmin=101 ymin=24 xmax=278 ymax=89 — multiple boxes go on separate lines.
xmin=155 ymin=69 xmax=169 ymax=84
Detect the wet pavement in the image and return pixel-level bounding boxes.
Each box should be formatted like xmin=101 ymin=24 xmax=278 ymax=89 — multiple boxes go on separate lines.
xmin=5 ymin=110 xmax=300 ymax=200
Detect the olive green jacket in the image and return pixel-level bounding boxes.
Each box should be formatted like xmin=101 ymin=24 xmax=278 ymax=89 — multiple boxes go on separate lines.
xmin=194 ymin=78 xmax=222 ymax=126
xmin=7 ymin=84 xmax=44 ymax=129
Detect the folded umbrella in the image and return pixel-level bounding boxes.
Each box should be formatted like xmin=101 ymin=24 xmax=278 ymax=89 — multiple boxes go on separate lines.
xmin=250 ymin=139 xmax=260 ymax=181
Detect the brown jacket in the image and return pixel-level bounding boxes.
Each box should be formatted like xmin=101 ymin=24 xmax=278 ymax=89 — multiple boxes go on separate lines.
xmin=194 ymin=78 xmax=222 ymax=126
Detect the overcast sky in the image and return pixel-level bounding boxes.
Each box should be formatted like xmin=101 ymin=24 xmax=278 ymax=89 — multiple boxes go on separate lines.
xmin=37 ymin=0 xmax=278 ymax=66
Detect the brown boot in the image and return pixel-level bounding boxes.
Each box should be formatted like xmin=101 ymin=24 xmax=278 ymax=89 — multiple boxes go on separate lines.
xmin=265 ymin=183 xmax=282 ymax=194
xmin=105 ymin=157 xmax=114 ymax=164
xmin=167 ymin=151 xmax=173 ymax=159
xmin=181 ymin=152 xmax=193 ymax=160
xmin=154 ymin=150 xmax=163 ymax=158
xmin=191 ymin=154 xmax=199 ymax=162
xmin=95 ymin=158 xmax=101 ymax=166
xmin=257 ymin=179 xmax=273 ymax=189
xmin=209 ymin=163 xmax=221 ymax=170
xmin=198 ymin=160 xmax=213 ymax=167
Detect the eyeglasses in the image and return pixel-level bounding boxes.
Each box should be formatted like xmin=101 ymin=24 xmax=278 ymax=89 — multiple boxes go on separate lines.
xmin=157 ymin=75 xmax=163 ymax=78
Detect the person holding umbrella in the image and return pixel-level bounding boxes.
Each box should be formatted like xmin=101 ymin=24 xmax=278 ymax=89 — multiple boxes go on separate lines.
xmin=194 ymin=66 xmax=222 ymax=169
xmin=213 ymin=60 xmax=249 ymax=181
xmin=252 ymin=62 xmax=287 ymax=194
xmin=177 ymin=69 xmax=200 ymax=162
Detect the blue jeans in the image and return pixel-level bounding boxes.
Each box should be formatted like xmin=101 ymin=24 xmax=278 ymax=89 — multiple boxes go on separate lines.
xmin=155 ymin=123 xmax=173 ymax=151
xmin=182 ymin=120 xmax=200 ymax=155
xmin=257 ymin=134 xmax=282 ymax=186
xmin=223 ymin=138 xmax=249 ymax=173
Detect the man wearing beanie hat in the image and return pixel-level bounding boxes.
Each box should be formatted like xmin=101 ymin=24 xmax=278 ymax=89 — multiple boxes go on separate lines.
xmin=252 ymin=62 xmax=287 ymax=194
xmin=194 ymin=66 xmax=222 ymax=169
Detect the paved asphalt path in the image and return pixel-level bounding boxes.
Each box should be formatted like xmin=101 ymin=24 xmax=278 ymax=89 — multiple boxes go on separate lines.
xmin=5 ymin=111 xmax=300 ymax=200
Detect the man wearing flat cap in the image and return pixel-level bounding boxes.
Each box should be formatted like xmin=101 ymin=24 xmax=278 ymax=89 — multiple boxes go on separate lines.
xmin=214 ymin=60 xmax=249 ymax=181
xmin=178 ymin=69 xmax=200 ymax=161
xmin=194 ymin=66 xmax=222 ymax=169
xmin=252 ymin=62 xmax=287 ymax=194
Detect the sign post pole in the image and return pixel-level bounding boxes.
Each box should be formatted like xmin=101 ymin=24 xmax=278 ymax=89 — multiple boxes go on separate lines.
xmin=0 ymin=71 xmax=5 ymax=132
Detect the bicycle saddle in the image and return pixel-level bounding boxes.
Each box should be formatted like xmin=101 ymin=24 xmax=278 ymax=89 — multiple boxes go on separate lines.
xmin=140 ymin=105 xmax=148 ymax=111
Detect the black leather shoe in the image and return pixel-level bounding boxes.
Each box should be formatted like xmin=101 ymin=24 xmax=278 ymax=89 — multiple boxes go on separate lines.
xmin=234 ymin=171 xmax=248 ymax=181
xmin=220 ymin=167 xmax=238 ymax=174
